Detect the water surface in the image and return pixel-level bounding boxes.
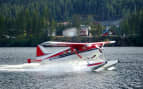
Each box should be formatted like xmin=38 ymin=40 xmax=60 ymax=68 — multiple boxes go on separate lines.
xmin=0 ymin=47 xmax=143 ymax=89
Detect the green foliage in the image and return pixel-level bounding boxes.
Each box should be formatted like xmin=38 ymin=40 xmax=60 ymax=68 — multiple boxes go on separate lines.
xmin=87 ymin=15 xmax=94 ymax=25
xmin=0 ymin=0 xmax=143 ymax=46
xmin=72 ymin=14 xmax=81 ymax=28
xmin=0 ymin=15 xmax=5 ymax=37
xmin=90 ymin=23 xmax=105 ymax=37
xmin=120 ymin=9 xmax=143 ymax=45
xmin=120 ymin=9 xmax=143 ymax=36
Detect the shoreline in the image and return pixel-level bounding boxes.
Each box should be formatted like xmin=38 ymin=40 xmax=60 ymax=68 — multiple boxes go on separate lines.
xmin=0 ymin=36 xmax=143 ymax=47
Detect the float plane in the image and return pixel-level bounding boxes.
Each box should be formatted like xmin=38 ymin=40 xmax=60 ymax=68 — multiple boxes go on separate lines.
xmin=27 ymin=41 xmax=118 ymax=72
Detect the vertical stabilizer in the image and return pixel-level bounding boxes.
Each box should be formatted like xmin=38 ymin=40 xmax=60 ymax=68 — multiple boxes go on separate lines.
xmin=36 ymin=45 xmax=45 ymax=56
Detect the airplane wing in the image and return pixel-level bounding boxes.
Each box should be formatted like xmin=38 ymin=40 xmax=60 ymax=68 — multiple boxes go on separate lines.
xmin=41 ymin=41 xmax=115 ymax=47
xmin=41 ymin=41 xmax=86 ymax=47
xmin=41 ymin=41 xmax=115 ymax=57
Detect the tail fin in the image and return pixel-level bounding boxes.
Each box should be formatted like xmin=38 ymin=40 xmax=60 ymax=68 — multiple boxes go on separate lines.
xmin=36 ymin=45 xmax=45 ymax=56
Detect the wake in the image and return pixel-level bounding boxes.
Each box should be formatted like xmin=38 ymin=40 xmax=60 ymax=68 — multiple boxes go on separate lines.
xmin=0 ymin=60 xmax=91 ymax=72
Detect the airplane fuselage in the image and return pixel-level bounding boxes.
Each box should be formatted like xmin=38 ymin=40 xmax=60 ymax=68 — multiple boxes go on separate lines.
xmin=27 ymin=41 xmax=118 ymax=71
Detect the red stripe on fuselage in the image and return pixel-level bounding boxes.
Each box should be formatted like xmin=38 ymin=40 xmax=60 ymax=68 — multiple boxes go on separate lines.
xmin=88 ymin=62 xmax=104 ymax=67
xmin=30 ymin=59 xmax=42 ymax=63
xmin=48 ymin=51 xmax=65 ymax=59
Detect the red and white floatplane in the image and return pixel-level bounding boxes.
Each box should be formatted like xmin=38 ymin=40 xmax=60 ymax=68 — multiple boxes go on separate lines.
xmin=27 ymin=41 xmax=118 ymax=72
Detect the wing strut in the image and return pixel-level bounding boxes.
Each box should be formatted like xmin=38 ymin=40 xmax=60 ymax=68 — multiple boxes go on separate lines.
xmin=73 ymin=49 xmax=82 ymax=59
xmin=70 ymin=47 xmax=82 ymax=58
xmin=75 ymin=50 xmax=82 ymax=58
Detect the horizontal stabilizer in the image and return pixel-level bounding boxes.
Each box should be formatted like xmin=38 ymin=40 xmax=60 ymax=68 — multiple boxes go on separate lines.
xmin=27 ymin=58 xmax=42 ymax=63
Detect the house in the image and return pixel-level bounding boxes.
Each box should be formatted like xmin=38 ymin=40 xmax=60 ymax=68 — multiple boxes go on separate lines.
xmin=80 ymin=25 xmax=91 ymax=36
xmin=98 ymin=19 xmax=122 ymax=36
xmin=62 ymin=25 xmax=92 ymax=37
xmin=63 ymin=28 xmax=78 ymax=37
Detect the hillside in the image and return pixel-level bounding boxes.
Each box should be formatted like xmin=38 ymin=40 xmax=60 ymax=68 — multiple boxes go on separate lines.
xmin=0 ymin=0 xmax=143 ymax=46
xmin=0 ymin=0 xmax=143 ymax=21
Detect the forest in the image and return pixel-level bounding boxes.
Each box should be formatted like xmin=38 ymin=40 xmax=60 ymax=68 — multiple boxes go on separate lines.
xmin=0 ymin=0 xmax=143 ymax=46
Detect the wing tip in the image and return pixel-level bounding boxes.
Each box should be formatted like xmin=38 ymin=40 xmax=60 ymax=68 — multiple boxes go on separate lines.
xmin=110 ymin=41 xmax=116 ymax=43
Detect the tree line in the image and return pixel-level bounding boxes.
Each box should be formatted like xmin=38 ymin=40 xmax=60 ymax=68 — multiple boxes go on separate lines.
xmin=120 ymin=9 xmax=143 ymax=45
xmin=0 ymin=0 xmax=143 ymax=46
